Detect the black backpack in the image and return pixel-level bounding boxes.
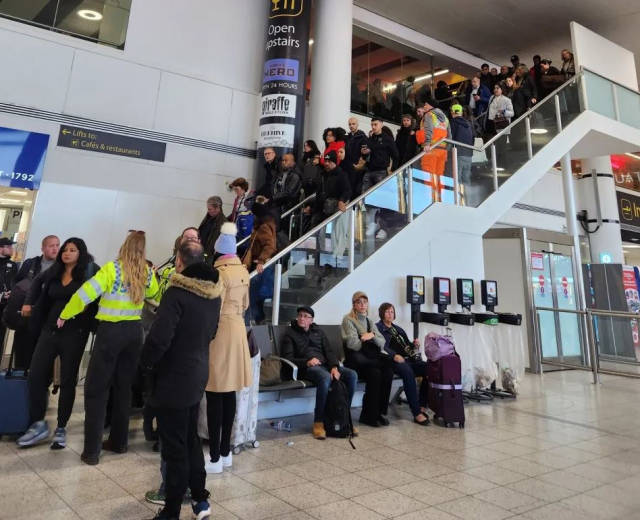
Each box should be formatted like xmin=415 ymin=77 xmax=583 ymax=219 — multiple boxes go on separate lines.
xmin=323 ymin=379 xmax=355 ymax=447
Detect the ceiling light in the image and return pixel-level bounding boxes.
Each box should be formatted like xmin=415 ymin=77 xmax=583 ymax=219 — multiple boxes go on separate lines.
xmin=530 ymin=129 xmax=548 ymax=134
xmin=309 ymin=39 xmax=314 ymax=45
xmin=632 ymin=238 xmax=640 ymax=242
xmin=496 ymin=167 xmax=505 ymax=172
xmin=626 ymin=153 xmax=640 ymax=160
xmin=8 ymin=191 xmax=27 ymax=196
xmin=77 ymin=9 xmax=103 ymax=20
xmin=414 ymin=69 xmax=450 ymax=82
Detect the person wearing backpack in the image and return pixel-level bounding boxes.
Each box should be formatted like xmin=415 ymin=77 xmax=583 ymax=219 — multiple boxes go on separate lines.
xmin=16 ymin=238 xmax=99 ymax=449
xmin=280 ymin=305 xmax=358 ymax=440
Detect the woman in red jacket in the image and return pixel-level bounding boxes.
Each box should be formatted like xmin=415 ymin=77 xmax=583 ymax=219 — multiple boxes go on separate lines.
xmin=320 ymin=127 xmax=346 ymax=166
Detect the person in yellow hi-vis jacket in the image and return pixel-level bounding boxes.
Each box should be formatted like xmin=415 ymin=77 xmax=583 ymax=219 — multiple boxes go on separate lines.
xmin=58 ymin=231 xmax=158 ymax=466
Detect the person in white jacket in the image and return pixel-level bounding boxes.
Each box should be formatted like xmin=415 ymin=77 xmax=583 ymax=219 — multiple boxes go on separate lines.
xmin=486 ymin=83 xmax=515 ymax=167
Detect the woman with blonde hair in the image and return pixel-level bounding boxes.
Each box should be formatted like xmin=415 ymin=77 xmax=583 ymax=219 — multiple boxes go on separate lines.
xmin=341 ymin=291 xmax=394 ymax=427
xmin=59 ymin=231 xmax=159 ymax=465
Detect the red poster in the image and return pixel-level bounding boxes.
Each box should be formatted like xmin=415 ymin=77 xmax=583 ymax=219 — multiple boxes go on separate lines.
xmin=622 ymin=266 xmax=640 ymax=348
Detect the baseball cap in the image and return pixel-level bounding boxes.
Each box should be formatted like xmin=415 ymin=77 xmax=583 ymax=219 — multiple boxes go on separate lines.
xmin=451 ymin=104 xmax=464 ymax=114
xmin=0 ymin=238 xmax=15 ymax=247
xmin=296 ymin=305 xmax=315 ymax=318
xmin=352 ymin=291 xmax=369 ymax=303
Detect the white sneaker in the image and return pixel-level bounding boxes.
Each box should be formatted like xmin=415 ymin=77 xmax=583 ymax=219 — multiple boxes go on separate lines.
xmin=221 ymin=453 xmax=233 ymax=468
xmin=205 ymin=458 xmax=223 ymax=474
xmin=375 ymin=229 xmax=388 ymax=239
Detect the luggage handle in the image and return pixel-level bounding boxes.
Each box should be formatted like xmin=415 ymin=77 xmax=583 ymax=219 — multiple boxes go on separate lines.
xmin=5 ymin=335 xmax=27 ymax=379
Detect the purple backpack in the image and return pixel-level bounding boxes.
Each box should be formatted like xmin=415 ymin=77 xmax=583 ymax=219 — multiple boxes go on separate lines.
xmin=424 ymin=332 xmax=455 ymax=362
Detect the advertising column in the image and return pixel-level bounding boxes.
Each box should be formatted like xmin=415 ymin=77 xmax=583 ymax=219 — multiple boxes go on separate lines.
xmin=259 ymin=0 xmax=312 ymax=164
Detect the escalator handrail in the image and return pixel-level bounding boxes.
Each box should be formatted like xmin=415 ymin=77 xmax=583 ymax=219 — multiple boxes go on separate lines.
xmin=250 ymin=71 xmax=586 ymax=278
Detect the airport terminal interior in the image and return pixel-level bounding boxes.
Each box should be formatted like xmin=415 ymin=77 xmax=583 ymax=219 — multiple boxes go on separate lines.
xmin=3 ymin=0 xmax=640 ymax=519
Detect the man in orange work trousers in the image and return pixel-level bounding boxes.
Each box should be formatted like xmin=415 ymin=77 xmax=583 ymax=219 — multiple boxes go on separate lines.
xmin=416 ymin=98 xmax=451 ymax=202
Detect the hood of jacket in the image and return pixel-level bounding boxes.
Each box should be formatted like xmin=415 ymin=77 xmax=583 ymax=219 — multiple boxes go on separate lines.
xmin=170 ymin=263 xmax=222 ymax=300
xmin=450 ymin=116 xmax=471 ymax=130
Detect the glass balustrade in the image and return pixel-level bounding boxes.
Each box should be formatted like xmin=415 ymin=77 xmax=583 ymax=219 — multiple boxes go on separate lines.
xmin=260 ymin=70 xmax=640 ymax=324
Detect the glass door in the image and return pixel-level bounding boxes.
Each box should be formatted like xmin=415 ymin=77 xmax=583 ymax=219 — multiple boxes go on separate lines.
xmin=530 ymin=241 xmax=585 ymax=365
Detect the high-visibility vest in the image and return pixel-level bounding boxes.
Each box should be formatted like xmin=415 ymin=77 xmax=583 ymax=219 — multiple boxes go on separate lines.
xmin=61 ymin=261 xmax=159 ymax=322
xmin=416 ymin=111 xmax=449 ymax=148
xmin=151 ymin=264 xmax=175 ymax=302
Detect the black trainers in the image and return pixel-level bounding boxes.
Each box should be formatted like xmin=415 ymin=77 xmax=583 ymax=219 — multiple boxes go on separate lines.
xmin=80 ymin=452 xmax=99 ymax=465
xmin=102 ymin=439 xmax=128 ymax=454
xmin=148 ymin=509 xmax=178 ymax=520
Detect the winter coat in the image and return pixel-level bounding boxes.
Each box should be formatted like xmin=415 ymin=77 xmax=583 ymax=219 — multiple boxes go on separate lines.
xmin=206 ymin=256 xmax=252 ymax=393
xmin=512 ymin=75 xmax=538 ymax=117
xmin=242 ymin=219 xmax=276 ymax=270
xmin=273 ymin=165 xmax=302 ymax=212
xmin=487 ymin=95 xmax=515 ymax=135
xmin=229 ymin=191 xmax=255 ymax=225
xmin=199 ymin=212 xmax=227 ymax=260
xmin=280 ymin=320 xmax=340 ymax=372
xmin=15 ymin=255 xmax=44 ymax=285
xmin=465 ymin=85 xmax=492 ymax=117
xmin=449 ymin=117 xmax=475 ymax=157
xmin=301 ymin=158 xmax=322 ymax=197
xmin=395 ymin=126 xmax=415 ymax=166
xmin=376 ymin=321 xmax=413 ymax=358
xmin=364 ymin=132 xmax=399 ymax=172
xmin=140 ymin=262 xmax=222 ymax=409
xmin=313 ymin=166 xmax=352 ymax=217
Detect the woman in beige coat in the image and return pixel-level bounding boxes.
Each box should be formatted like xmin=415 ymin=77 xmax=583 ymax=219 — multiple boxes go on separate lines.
xmin=205 ymin=223 xmax=252 ymax=474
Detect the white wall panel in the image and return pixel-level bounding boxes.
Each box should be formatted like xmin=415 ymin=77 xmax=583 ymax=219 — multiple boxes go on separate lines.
xmin=162 ymin=144 xmax=229 ymax=177
xmin=125 ymin=0 xmax=267 ymax=95
xmin=107 ymin=192 xmax=184 ymax=264
xmin=64 ymin=51 xmax=161 ymax=127
xmin=154 ymin=73 xmax=233 ymax=143
xmin=0 ymin=30 xmax=74 ymax=113
xmin=28 ymin=182 xmax=118 ymax=264
xmin=227 ymin=90 xmax=261 ymax=150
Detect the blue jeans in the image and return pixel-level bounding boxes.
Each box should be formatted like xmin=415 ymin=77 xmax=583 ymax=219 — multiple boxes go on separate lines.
xmin=392 ymin=360 xmax=428 ymax=417
xmin=249 ymin=266 xmax=275 ymax=323
xmin=302 ymin=365 xmax=358 ymax=422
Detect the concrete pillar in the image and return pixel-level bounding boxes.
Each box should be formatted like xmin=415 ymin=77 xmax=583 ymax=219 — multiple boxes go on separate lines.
xmin=578 ymin=156 xmax=624 ymax=263
xmin=307 ymin=0 xmax=353 ymax=146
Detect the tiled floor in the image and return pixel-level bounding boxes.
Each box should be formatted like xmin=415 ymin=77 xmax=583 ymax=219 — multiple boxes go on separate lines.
xmin=4 ymin=370 xmax=640 ymax=520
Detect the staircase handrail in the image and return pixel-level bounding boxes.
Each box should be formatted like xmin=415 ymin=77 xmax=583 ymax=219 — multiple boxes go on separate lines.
xmin=250 ymin=71 xmax=585 ymax=278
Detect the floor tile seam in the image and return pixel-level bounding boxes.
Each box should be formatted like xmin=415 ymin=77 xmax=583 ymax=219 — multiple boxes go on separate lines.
xmin=469 ymin=488 xmax=550 ymax=513
xmin=48 ymin=475 xmax=133 ymax=512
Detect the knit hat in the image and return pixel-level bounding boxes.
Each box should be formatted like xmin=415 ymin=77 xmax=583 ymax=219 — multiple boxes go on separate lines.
xmin=352 ymin=291 xmax=369 ymax=303
xmin=214 ymin=222 xmax=237 ymax=255
xmin=424 ymin=98 xmax=440 ymax=110
xmin=324 ymin=150 xmax=338 ymax=164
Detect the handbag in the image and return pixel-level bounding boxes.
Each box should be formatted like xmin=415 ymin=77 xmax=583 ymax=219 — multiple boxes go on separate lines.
xmin=493 ymin=114 xmax=509 ymax=131
xmin=323 ymin=198 xmax=339 ymax=215
xmin=259 ymin=354 xmax=282 ymax=386
xmin=345 ymin=317 xmax=384 ymax=367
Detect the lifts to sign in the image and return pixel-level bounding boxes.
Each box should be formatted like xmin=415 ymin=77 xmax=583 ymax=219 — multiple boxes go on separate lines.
xmin=57 ymin=126 xmax=167 ymax=162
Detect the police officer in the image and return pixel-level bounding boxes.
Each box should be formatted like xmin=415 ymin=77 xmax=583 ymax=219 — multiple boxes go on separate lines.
xmin=0 ymin=237 xmax=18 ymax=347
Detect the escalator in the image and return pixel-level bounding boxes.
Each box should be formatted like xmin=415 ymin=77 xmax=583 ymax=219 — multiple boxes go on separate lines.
xmin=252 ymin=69 xmax=640 ymax=324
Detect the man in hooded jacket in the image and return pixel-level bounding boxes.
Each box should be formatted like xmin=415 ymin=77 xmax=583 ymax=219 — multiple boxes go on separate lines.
xmin=140 ymin=242 xmax=222 ymax=520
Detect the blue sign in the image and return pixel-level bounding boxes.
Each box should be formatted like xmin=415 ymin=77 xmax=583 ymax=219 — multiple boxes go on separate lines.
xmin=0 ymin=127 xmax=49 ymax=190
xmin=263 ymin=58 xmax=299 ymax=83
xmin=600 ymin=252 xmax=613 ymax=264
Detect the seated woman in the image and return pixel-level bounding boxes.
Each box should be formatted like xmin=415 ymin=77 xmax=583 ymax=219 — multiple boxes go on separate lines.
xmin=341 ymin=291 xmax=394 ymax=427
xmin=376 ymin=303 xmax=429 ymax=426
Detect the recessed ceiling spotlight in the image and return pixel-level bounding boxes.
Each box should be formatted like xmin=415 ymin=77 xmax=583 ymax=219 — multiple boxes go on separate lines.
xmin=77 ymin=9 xmax=102 ymax=21
xmin=530 ymin=128 xmax=548 ymax=135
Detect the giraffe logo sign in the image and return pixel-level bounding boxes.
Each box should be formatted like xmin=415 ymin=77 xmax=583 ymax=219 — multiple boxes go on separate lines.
xmin=269 ymin=0 xmax=303 ymax=18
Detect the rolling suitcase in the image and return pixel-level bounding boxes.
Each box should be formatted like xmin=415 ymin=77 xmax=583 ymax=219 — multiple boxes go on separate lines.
xmin=0 ymin=345 xmax=30 ymax=436
xmin=427 ymin=353 xmax=465 ymax=428
xmin=231 ymin=352 xmax=261 ymax=453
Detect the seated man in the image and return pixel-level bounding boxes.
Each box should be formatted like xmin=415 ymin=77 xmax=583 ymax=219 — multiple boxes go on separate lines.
xmin=280 ymin=306 xmax=358 ymax=440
